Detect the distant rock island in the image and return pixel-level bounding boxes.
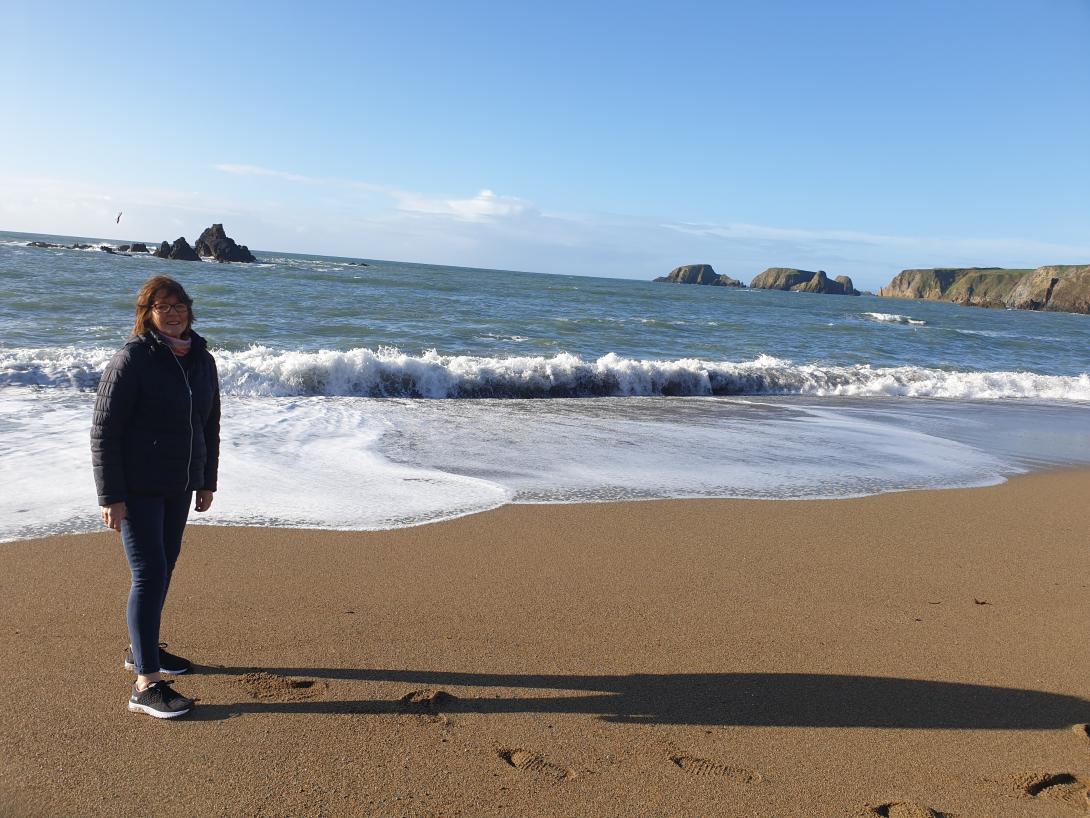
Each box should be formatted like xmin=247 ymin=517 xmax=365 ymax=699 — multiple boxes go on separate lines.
xmin=879 ymin=265 xmax=1090 ymax=314
xmin=749 ymin=268 xmax=859 ymax=296
xmin=25 ymin=224 xmax=257 ymax=263
xmin=653 ymin=265 xmax=860 ymax=295
xmin=654 ymin=264 xmax=744 ymax=287
xmin=194 ymin=224 xmax=256 ymax=263
xmin=155 ymin=224 xmax=255 ymax=263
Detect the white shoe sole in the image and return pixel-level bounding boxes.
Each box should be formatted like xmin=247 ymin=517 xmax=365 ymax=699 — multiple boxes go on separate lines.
xmin=127 ymin=701 xmax=191 ymax=719
xmin=123 ymin=660 xmax=189 ymax=675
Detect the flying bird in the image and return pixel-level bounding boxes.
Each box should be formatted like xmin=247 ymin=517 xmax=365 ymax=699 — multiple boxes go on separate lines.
xmin=116 ymin=212 xmax=122 ymax=224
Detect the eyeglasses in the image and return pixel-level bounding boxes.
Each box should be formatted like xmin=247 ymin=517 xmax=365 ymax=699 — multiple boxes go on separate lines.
xmin=151 ymin=303 xmax=189 ymax=315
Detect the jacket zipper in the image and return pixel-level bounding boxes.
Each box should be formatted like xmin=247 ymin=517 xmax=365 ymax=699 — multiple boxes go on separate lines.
xmin=170 ymin=349 xmax=194 ymax=488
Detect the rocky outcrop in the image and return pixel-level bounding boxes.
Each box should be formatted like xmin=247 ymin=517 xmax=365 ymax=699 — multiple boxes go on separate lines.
xmin=26 ymin=240 xmax=137 ymax=253
xmin=194 ymin=223 xmax=256 ymax=263
xmin=795 ymin=270 xmax=831 ymax=294
xmin=24 ymin=241 xmax=91 ymax=249
xmin=653 ymin=264 xmax=743 ymax=287
xmin=749 ymin=268 xmax=859 ymax=295
xmin=25 ymin=232 xmax=238 ymax=262
xmin=878 ymin=265 xmax=1090 ymax=314
xmin=153 ymin=237 xmax=200 ymax=261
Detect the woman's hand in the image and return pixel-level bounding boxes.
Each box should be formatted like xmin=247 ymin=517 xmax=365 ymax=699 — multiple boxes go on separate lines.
xmin=195 ymin=490 xmax=214 ymax=512
xmin=102 ymin=502 xmax=127 ymax=531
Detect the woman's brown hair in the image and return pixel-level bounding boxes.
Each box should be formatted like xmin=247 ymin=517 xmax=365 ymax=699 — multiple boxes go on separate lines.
xmin=132 ymin=276 xmax=195 ymax=338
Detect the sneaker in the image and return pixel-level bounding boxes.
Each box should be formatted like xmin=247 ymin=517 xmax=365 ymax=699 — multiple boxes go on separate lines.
xmin=127 ymin=680 xmax=193 ymax=719
xmin=123 ymin=643 xmax=192 ymax=675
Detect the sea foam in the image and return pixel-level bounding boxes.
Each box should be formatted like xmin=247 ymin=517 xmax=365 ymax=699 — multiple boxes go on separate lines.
xmin=3 ymin=346 xmax=1089 ymax=401
xmin=0 ymin=390 xmax=1015 ymax=542
xmin=863 ymin=312 xmax=927 ymax=325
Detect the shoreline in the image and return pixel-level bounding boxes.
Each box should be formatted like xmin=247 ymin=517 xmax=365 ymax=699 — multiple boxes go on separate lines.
xmin=9 ymin=462 xmax=1090 ymax=546
xmin=4 ymin=469 xmax=1090 ymax=817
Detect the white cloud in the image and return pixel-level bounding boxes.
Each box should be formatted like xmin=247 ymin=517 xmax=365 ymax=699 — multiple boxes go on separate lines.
xmin=213 ymin=164 xmax=318 ymax=184
xmin=665 ymin=222 xmax=903 ymax=245
xmin=393 ymin=188 xmax=536 ymax=221
xmin=665 ymin=220 xmax=1090 ymax=267
xmin=214 ymin=163 xmax=536 ymax=222
xmin=214 ymin=163 xmax=427 ymax=201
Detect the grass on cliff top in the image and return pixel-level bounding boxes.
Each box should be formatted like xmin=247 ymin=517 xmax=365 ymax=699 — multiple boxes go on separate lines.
xmin=944 ymin=268 xmax=1033 ymax=300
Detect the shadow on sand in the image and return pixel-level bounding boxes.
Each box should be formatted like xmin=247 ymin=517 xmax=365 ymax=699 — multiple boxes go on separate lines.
xmin=187 ymin=666 xmax=1090 ymax=729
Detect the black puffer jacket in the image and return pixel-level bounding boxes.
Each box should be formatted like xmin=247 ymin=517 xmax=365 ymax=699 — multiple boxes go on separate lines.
xmin=91 ymin=329 xmax=220 ymax=506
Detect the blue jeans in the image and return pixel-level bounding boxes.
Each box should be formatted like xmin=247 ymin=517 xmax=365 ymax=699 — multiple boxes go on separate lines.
xmin=120 ymin=492 xmax=192 ymax=674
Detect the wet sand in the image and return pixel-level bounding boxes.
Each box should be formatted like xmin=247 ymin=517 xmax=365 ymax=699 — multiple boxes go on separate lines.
xmin=3 ymin=470 xmax=1090 ymax=817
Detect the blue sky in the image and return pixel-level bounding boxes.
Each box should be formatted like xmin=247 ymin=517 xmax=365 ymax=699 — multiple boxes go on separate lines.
xmin=3 ymin=0 xmax=1089 ymax=289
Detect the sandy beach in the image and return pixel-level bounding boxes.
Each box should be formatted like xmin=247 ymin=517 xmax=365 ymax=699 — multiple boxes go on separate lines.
xmin=2 ymin=469 xmax=1089 ymax=818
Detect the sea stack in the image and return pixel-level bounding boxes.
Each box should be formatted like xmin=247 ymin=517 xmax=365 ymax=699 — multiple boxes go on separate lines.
xmin=153 ymin=237 xmax=201 ymax=261
xmin=194 ymin=224 xmax=257 ymax=263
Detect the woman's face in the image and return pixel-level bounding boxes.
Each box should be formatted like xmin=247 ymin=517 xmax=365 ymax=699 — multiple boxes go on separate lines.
xmin=149 ymin=289 xmax=189 ymax=338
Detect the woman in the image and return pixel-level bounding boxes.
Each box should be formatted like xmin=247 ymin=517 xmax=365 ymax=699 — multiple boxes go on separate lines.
xmin=91 ymin=275 xmax=220 ymax=719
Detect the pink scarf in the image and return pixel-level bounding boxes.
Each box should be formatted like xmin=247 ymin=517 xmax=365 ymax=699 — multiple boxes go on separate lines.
xmin=162 ymin=334 xmax=192 ymax=357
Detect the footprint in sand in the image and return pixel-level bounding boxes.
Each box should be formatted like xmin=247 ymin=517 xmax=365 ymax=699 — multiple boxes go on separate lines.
xmin=668 ymin=754 xmax=761 ymax=784
xmin=237 ymin=672 xmax=321 ymax=701
xmin=399 ymin=689 xmax=457 ymax=724
xmin=497 ymin=747 xmax=574 ymax=781
xmin=1007 ymin=725 xmax=1090 ymax=814
xmin=400 ymin=689 xmax=457 ymax=711
xmin=868 ymin=803 xmax=949 ymax=818
xmin=1077 ymin=724 xmax=1090 ymax=748
xmin=1011 ymin=772 xmax=1090 ymax=813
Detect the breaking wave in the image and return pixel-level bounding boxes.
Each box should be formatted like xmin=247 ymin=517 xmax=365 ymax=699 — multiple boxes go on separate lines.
xmin=863 ymin=312 xmax=927 ymax=326
xmin=2 ymin=345 xmax=1089 ymax=401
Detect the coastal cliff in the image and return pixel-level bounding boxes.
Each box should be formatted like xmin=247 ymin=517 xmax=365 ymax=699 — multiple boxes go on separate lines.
xmin=749 ymin=268 xmax=859 ymax=296
xmin=879 ymin=266 xmax=1090 ymax=314
xmin=1006 ymin=265 xmax=1090 ymax=313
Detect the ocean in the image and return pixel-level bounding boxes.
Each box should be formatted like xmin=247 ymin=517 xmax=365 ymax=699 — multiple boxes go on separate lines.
xmin=2 ymin=229 xmax=1088 ymax=542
